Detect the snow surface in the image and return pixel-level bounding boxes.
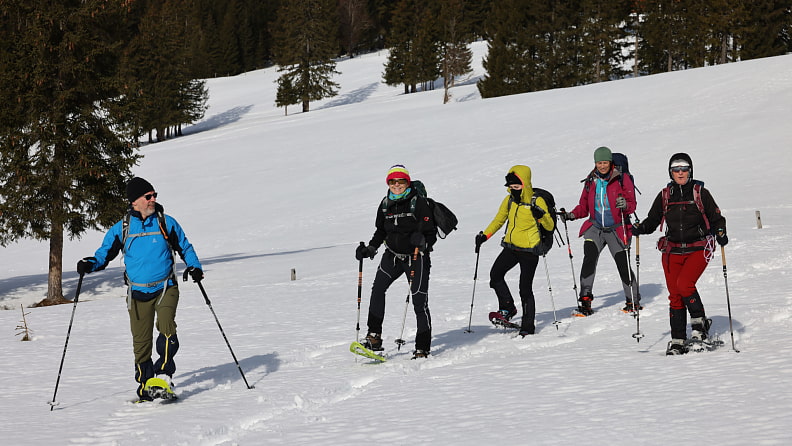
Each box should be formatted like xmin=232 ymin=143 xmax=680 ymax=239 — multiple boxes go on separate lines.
xmin=2 ymin=42 xmax=791 ymax=445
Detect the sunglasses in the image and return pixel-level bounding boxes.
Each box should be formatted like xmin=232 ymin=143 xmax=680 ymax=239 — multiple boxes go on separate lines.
xmin=670 ymin=166 xmax=690 ymax=173
xmin=388 ymin=179 xmax=408 ymax=185
xmin=144 ymin=192 xmax=158 ymax=200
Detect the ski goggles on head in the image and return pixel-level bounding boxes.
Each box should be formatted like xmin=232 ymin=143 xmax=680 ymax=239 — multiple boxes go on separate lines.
xmin=670 ymin=166 xmax=690 ymax=173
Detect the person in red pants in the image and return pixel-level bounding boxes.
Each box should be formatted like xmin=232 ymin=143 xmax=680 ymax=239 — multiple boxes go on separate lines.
xmin=632 ymin=153 xmax=728 ymax=355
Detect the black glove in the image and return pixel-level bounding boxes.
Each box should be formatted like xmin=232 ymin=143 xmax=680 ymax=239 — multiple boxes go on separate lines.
xmin=77 ymin=257 xmax=96 ymax=275
xmin=616 ymin=196 xmax=627 ymax=210
xmin=632 ymin=222 xmax=646 ymax=235
xmin=475 ymin=232 xmax=488 ymax=252
xmin=355 ymin=244 xmax=377 ymax=260
xmin=531 ymin=205 xmax=545 ymax=219
xmin=716 ymin=228 xmax=728 ymax=246
xmin=183 ymin=266 xmax=204 ymax=282
xmin=559 ymin=211 xmax=575 ymax=222
xmin=410 ymin=232 xmax=426 ymax=251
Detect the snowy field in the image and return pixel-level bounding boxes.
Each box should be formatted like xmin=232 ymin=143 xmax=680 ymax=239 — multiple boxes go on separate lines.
xmin=1 ymin=41 xmax=791 ymax=445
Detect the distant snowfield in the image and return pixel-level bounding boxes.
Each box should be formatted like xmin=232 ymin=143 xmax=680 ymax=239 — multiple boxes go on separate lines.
xmin=2 ymin=42 xmax=791 ymax=445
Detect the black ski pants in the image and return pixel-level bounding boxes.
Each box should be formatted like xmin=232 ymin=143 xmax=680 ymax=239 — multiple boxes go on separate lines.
xmin=489 ymin=247 xmax=539 ymax=332
xmin=367 ymin=250 xmax=432 ymax=351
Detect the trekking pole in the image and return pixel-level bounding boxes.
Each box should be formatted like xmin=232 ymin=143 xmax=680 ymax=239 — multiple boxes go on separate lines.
xmin=620 ymin=206 xmax=643 ymax=342
xmin=721 ymin=246 xmax=739 ymax=352
xmin=632 ymin=235 xmax=645 ymax=342
xmin=464 ymin=247 xmax=481 ymax=333
xmin=186 ymin=272 xmax=254 ymax=389
xmin=395 ymin=247 xmax=420 ymax=350
xmin=48 ymin=273 xmax=84 ymax=411
xmin=542 ymin=255 xmax=561 ymax=329
xmin=559 ymin=208 xmax=580 ymax=307
xmin=356 ymin=242 xmax=365 ymax=343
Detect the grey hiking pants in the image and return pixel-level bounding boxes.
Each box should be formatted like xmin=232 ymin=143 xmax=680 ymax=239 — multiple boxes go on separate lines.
xmin=579 ymin=225 xmax=639 ymax=303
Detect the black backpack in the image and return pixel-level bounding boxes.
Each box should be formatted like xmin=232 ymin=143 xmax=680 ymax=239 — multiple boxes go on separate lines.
xmin=507 ymin=187 xmax=560 ymax=256
xmin=530 ymin=188 xmax=560 ymax=255
xmin=612 ymin=152 xmax=640 ymax=195
xmin=380 ymin=180 xmax=458 ymax=239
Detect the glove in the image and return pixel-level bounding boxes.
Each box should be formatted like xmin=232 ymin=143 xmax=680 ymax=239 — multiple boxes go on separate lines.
xmin=184 ymin=266 xmax=204 ymax=282
xmin=76 ymin=257 xmax=96 ymax=275
xmin=355 ymin=244 xmax=377 ymax=260
xmin=616 ymin=196 xmax=627 ymax=210
xmin=716 ymin=228 xmax=728 ymax=246
xmin=475 ymin=232 xmax=488 ymax=251
xmin=410 ymin=232 xmax=426 ymax=251
xmin=531 ymin=205 xmax=545 ymax=219
xmin=631 ymin=222 xmax=646 ymax=235
xmin=559 ymin=212 xmax=575 ymax=222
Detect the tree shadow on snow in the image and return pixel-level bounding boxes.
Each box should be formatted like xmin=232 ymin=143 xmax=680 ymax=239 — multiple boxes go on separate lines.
xmin=181 ymin=104 xmax=254 ymax=136
xmin=316 ymin=82 xmax=379 ymax=110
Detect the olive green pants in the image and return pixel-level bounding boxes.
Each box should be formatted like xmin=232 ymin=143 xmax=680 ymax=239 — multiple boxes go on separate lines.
xmin=128 ymin=285 xmax=179 ymax=365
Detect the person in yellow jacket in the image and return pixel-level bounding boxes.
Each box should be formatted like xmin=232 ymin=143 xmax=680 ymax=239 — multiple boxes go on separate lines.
xmin=475 ymin=165 xmax=554 ymax=336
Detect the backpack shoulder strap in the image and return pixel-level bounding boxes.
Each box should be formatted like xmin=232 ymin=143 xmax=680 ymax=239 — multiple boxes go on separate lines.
xmin=659 ymin=185 xmax=671 ymax=231
xmin=122 ymin=213 xmax=131 ymax=253
xmin=692 ymin=181 xmax=710 ymax=230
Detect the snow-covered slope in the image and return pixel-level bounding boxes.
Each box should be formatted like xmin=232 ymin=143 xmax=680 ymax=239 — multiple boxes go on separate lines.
xmin=2 ymin=42 xmax=791 ymax=445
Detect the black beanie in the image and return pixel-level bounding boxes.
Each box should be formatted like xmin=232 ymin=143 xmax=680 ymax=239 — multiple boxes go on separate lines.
xmin=504 ymin=172 xmax=521 ymax=186
xmin=126 ymin=177 xmax=154 ymax=202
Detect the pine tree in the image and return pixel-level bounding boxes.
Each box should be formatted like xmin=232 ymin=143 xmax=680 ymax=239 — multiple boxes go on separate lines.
xmin=438 ymin=0 xmax=473 ymax=103
xmin=339 ymin=0 xmax=373 ymax=56
xmin=122 ymin=0 xmax=208 ymax=142
xmin=383 ymin=0 xmax=418 ymax=93
xmin=478 ymin=0 xmax=542 ymax=98
xmin=0 ymin=0 xmax=140 ymax=305
xmin=272 ymin=0 xmax=340 ymax=112
xmin=739 ymin=0 xmax=791 ymax=60
xmin=578 ymin=0 xmax=630 ymax=83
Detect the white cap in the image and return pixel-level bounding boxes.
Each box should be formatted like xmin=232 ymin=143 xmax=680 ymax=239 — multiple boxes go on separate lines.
xmin=670 ymin=159 xmax=690 ymax=168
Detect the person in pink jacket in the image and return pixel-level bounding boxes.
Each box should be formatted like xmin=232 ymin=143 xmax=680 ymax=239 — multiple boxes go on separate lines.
xmin=560 ymin=147 xmax=639 ymax=316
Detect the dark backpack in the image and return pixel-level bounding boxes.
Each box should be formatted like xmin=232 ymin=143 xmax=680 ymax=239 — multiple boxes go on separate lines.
xmin=380 ymin=180 xmax=458 ymax=239
xmin=612 ymin=152 xmax=640 ymax=195
xmin=530 ymin=188 xmax=560 ymax=255
xmin=507 ymin=187 xmax=560 ymax=256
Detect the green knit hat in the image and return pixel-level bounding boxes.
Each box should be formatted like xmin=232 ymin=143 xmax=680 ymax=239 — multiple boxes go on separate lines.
xmin=593 ymin=146 xmax=612 ymax=162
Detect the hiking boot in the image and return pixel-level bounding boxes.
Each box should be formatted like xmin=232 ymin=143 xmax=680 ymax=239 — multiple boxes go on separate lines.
xmin=498 ymin=308 xmax=517 ymax=321
xmin=519 ymin=329 xmax=535 ymax=337
xmin=577 ymin=296 xmax=594 ymax=316
xmin=361 ymin=332 xmax=383 ymax=351
xmin=136 ymin=384 xmax=153 ymax=402
xmin=622 ymin=301 xmax=643 ymax=312
xmin=666 ymin=339 xmax=689 ymax=356
xmin=412 ymin=349 xmax=429 ymax=359
xmin=690 ymin=317 xmax=711 ymax=341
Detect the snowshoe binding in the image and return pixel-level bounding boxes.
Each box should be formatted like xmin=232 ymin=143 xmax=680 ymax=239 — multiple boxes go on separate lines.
xmin=489 ymin=311 xmax=520 ymax=329
xmin=666 ymin=339 xmax=689 ymax=356
xmin=411 ymin=349 xmax=429 ymax=359
xmin=574 ymin=296 xmax=594 ymax=317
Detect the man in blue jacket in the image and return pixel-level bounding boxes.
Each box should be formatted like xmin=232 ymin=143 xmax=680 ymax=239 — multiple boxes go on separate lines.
xmin=78 ymin=177 xmax=203 ymax=401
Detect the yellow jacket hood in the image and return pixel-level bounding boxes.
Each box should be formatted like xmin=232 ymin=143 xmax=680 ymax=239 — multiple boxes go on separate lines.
xmin=505 ymin=165 xmax=534 ymax=201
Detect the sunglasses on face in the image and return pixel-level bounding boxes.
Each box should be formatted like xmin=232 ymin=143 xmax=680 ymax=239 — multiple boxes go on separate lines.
xmin=388 ymin=179 xmax=408 ymax=185
xmin=670 ymin=166 xmax=690 ymax=173
xmin=144 ymin=192 xmax=158 ymax=200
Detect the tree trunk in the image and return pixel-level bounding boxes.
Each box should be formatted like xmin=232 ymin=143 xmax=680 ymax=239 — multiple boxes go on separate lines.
xmin=37 ymin=222 xmax=69 ymax=306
